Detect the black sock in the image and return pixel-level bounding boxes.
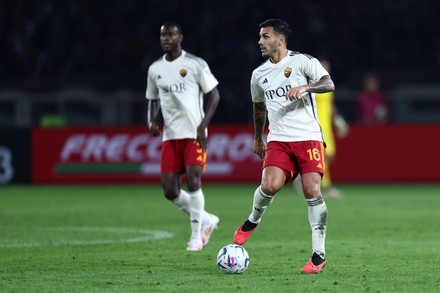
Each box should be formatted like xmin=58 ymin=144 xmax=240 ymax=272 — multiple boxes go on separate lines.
xmin=241 ymin=220 xmax=257 ymax=232
xmin=311 ymin=252 xmax=325 ymax=266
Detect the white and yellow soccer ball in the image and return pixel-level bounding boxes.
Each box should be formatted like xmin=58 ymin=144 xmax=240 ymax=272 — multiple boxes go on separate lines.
xmin=217 ymin=244 xmax=249 ymax=274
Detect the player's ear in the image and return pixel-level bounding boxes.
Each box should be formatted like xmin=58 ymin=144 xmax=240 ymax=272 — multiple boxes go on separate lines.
xmin=278 ymin=34 xmax=285 ymax=46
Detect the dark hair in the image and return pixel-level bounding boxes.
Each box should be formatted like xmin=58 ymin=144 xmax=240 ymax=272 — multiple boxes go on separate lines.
xmin=162 ymin=21 xmax=183 ymax=34
xmin=259 ymin=18 xmax=292 ymax=42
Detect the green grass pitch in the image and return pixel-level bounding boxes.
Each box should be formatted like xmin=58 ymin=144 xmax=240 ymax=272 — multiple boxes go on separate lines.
xmin=1 ymin=184 xmax=439 ymax=292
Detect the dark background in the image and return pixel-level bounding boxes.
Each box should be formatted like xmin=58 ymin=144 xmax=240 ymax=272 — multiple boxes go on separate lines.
xmin=1 ymin=0 xmax=439 ymax=124
xmin=0 ymin=128 xmax=31 ymax=184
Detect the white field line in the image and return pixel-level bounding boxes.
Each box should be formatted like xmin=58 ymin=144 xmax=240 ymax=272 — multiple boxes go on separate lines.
xmin=0 ymin=226 xmax=173 ymax=248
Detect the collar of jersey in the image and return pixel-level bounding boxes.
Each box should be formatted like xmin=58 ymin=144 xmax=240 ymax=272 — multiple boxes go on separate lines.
xmin=267 ymin=50 xmax=290 ymax=67
xmin=163 ymin=50 xmax=186 ymax=63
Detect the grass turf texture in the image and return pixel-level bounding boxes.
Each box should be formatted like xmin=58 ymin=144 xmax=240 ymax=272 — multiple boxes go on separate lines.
xmin=1 ymin=184 xmax=439 ymax=292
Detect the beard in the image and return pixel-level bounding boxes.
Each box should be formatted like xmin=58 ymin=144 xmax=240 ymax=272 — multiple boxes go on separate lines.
xmin=261 ymin=51 xmax=270 ymax=59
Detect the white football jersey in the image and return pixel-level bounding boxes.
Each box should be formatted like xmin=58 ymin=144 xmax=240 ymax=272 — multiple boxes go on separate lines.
xmin=146 ymin=50 xmax=219 ymax=141
xmin=251 ymin=51 xmax=329 ymax=142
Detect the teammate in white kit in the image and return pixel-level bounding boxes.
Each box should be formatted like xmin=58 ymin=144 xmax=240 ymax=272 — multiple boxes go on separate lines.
xmin=233 ymin=19 xmax=335 ymax=274
xmin=146 ymin=21 xmax=220 ymax=251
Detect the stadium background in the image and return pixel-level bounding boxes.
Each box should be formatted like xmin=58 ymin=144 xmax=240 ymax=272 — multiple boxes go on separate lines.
xmin=1 ymin=0 xmax=439 ymax=184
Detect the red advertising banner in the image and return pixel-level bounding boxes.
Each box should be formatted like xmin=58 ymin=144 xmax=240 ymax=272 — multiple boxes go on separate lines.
xmin=32 ymin=124 xmax=440 ymax=184
xmin=331 ymin=124 xmax=440 ymax=182
xmin=32 ymin=125 xmax=263 ymax=184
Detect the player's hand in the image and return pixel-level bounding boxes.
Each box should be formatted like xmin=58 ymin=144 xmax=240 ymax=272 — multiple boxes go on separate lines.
xmin=148 ymin=121 xmax=162 ymax=137
xmin=334 ymin=114 xmax=349 ymax=137
xmin=253 ymin=139 xmax=266 ymax=159
xmin=197 ymin=126 xmax=207 ymax=151
xmin=285 ymin=85 xmax=308 ymax=101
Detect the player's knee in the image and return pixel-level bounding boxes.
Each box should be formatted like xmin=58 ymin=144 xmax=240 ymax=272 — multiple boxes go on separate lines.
xmin=261 ymin=174 xmax=284 ymax=195
xmin=302 ymin=183 xmax=321 ymax=198
xmin=186 ymin=176 xmax=201 ymax=192
xmin=164 ymin=190 xmax=179 ymax=201
xmin=162 ymin=183 xmax=179 ymax=200
xmin=185 ymin=165 xmax=202 ymax=191
xmin=261 ymin=182 xmax=282 ymax=196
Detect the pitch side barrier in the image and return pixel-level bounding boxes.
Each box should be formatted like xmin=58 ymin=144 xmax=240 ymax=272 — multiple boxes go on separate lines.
xmin=31 ymin=125 xmax=263 ymax=184
xmin=2 ymin=124 xmax=439 ymax=185
xmin=331 ymin=124 xmax=440 ymax=182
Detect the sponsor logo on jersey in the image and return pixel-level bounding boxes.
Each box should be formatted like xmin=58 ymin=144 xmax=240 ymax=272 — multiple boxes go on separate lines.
xmin=264 ymin=85 xmax=292 ymax=100
xmin=284 ymin=67 xmax=292 ymax=78
xmin=161 ymin=83 xmax=186 ymax=93
xmin=179 ymin=68 xmax=187 ymax=77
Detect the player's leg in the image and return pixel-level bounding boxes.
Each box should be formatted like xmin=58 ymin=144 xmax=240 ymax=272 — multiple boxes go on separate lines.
xmin=185 ymin=164 xmax=204 ymax=250
xmin=253 ymin=166 xmax=285 ymax=224
xmin=234 ymin=141 xmax=291 ymax=245
xmin=321 ymin=132 xmax=341 ymax=198
xmin=323 ymin=154 xmax=341 ymax=198
xmin=185 ymin=164 xmax=220 ymax=249
xmin=184 ymin=139 xmax=219 ymax=250
xmin=160 ymin=140 xmax=188 ymax=209
xmin=161 ymin=172 xmax=181 ymax=201
xmin=160 ymin=140 xmax=201 ymax=250
xmin=296 ymin=141 xmax=328 ymax=273
xmin=161 ymin=176 xmax=191 ymax=215
xmin=172 ymin=189 xmax=189 ymax=214
xmin=160 ymin=171 xmax=205 ymax=231
xmin=247 ymin=167 xmax=285 ymax=224
xmin=161 ymin=171 xmax=213 ymax=251
xmin=178 ymin=188 xmax=219 ymax=246
xmin=233 ymin=166 xmax=285 ymax=245
xmin=161 ymin=171 xmax=213 ymax=240
xmin=302 ymin=174 xmax=328 ymax=274
xmin=301 ymin=171 xmax=328 ymax=273
xmin=321 ymin=121 xmax=334 ymax=192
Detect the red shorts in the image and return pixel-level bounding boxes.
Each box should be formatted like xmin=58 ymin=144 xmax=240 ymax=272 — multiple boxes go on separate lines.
xmin=160 ymin=139 xmax=207 ymax=173
xmin=263 ymin=140 xmax=326 ymax=184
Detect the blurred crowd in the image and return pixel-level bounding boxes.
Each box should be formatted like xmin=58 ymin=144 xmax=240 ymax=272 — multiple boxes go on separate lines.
xmin=1 ymin=0 xmax=439 ymax=123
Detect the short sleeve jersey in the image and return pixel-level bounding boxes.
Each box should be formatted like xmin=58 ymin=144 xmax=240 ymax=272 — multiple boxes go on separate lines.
xmin=251 ymin=51 xmax=329 ymax=142
xmin=146 ymin=50 xmax=219 ymax=141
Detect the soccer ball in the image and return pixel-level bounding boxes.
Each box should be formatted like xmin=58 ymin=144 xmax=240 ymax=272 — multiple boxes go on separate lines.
xmin=217 ymin=244 xmax=249 ymax=274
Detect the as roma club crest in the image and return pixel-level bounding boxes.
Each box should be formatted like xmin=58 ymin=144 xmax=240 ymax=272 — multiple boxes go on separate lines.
xmin=179 ymin=68 xmax=187 ymax=77
xmin=284 ymin=67 xmax=292 ymax=78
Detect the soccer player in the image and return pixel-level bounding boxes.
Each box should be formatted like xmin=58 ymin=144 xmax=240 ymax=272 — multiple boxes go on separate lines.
xmin=233 ymin=19 xmax=335 ymax=274
xmin=146 ymin=21 xmax=220 ymax=251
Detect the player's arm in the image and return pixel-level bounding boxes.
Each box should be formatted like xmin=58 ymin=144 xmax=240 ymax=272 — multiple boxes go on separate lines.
xmin=308 ymin=75 xmax=335 ymax=93
xmin=253 ymin=102 xmax=267 ymax=159
xmin=285 ymin=75 xmax=335 ymax=101
xmin=332 ymin=103 xmax=349 ymax=137
xmin=147 ymin=99 xmax=162 ymax=136
xmin=146 ymin=66 xmax=162 ymax=136
xmin=197 ymin=87 xmax=220 ymax=150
